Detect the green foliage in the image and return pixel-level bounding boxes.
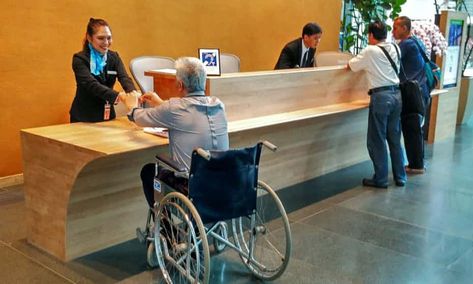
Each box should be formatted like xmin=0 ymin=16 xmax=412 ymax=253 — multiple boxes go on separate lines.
xmin=341 ymin=0 xmax=407 ymax=54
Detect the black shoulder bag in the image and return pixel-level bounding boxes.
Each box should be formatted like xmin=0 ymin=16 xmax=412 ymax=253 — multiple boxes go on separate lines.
xmin=378 ymin=44 xmax=425 ymax=115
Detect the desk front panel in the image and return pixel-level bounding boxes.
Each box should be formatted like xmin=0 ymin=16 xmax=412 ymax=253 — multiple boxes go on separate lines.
xmin=147 ymin=68 xmax=370 ymax=121
xmin=230 ymin=108 xmax=369 ymax=190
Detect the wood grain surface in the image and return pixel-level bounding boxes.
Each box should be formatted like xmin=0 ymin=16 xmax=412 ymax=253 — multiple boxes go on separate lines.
xmin=24 ymin=67 xmax=457 ymax=261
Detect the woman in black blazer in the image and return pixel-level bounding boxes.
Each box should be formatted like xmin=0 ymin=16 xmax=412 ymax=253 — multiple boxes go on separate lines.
xmin=70 ymin=18 xmax=136 ymax=122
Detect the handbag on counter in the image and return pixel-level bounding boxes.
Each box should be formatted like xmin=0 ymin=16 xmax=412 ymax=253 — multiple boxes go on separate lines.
xmin=378 ymin=44 xmax=425 ymax=115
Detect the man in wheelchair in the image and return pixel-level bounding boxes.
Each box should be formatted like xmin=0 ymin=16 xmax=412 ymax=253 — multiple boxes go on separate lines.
xmin=126 ymin=56 xmax=229 ymax=206
xmin=125 ymin=57 xmax=291 ymax=283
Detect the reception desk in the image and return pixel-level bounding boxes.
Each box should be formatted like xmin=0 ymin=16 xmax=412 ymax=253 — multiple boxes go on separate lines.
xmin=146 ymin=67 xmax=369 ymax=121
xmin=23 ymin=66 xmax=456 ymax=261
xmin=428 ymin=88 xmax=458 ymax=144
xmin=147 ymin=67 xmax=371 ymax=190
xmin=457 ymin=76 xmax=473 ymax=125
xmin=21 ymin=67 xmax=372 ymax=261
xmin=21 ymin=119 xmax=166 ymax=261
xmin=147 ymin=68 xmax=457 ymax=144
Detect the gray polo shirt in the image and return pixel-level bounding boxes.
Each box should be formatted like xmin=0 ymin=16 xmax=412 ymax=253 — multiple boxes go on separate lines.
xmin=129 ymin=91 xmax=229 ymax=170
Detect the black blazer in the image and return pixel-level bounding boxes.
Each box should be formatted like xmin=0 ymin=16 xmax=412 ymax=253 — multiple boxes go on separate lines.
xmin=274 ymin=38 xmax=316 ymax=69
xmin=69 ymin=49 xmax=136 ymax=122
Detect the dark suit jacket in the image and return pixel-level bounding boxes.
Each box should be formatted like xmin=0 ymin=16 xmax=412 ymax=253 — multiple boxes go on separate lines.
xmin=70 ymin=49 xmax=136 ymax=122
xmin=274 ymin=38 xmax=316 ymax=69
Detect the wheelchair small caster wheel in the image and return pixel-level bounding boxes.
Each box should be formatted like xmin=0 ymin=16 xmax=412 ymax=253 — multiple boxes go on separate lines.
xmin=147 ymin=242 xmax=159 ymax=268
xmin=213 ymin=225 xmax=227 ymax=253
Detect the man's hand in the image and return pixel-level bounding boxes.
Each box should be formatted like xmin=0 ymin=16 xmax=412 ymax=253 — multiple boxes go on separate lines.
xmin=123 ymin=90 xmax=141 ymax=110
xmin=140 ymin=91 xmax=164 ymax=107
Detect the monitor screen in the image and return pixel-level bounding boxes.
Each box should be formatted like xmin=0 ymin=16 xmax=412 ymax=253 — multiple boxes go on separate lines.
xmin=443 ymin=19 xmax=464 ymax=88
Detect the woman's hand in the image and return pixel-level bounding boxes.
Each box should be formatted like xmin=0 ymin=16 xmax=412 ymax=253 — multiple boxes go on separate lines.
xmin=118 ymin=91 xmax=127 ymax=103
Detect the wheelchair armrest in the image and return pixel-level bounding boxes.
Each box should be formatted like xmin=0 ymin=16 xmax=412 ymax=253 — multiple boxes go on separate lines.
xmin=195 ymin=148 xmax=211 ymax=160
xmin=260 ymin=140 xmax=278 ymax=152
xmin=155 ymin=153 xmax=187 ymax=173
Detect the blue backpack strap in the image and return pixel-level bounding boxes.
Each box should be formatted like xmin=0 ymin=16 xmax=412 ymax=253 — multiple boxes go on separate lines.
xmin=411 ymin=36 xmax=430 ymax=63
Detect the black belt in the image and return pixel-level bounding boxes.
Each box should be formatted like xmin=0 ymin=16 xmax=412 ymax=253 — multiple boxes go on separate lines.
xmin=368 ymin=85 xmax=399 ymax=95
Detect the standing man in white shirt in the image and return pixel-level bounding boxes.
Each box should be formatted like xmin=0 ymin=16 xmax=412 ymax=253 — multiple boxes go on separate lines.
xmin=347 ymin=21 xmax=407 ymax=188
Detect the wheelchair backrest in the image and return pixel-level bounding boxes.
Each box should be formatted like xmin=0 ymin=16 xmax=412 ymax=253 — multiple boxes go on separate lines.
xmin=188 ymin=143 xmax=263 ymax=224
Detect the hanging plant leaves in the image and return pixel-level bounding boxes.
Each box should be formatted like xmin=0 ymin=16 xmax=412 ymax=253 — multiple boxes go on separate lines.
xmin=341 ymin=0 xmax=407 ymax=54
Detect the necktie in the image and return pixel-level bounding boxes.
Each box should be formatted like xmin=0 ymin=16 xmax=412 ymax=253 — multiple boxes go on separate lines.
xmin=302 ymin=50 xmax=308 ymax=67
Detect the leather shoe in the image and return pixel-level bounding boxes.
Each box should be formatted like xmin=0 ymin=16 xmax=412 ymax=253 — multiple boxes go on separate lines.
xmin=405 ymin=166 xmax=425 ymax=175
xmin=362 ymin=178 xmax=388 ymax=189
xmin=395 ymin=180 xmax=406 ymax=187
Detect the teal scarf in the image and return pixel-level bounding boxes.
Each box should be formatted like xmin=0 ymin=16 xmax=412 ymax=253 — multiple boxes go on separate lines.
xmin=88 ymin=43 xmax=107 ymax=75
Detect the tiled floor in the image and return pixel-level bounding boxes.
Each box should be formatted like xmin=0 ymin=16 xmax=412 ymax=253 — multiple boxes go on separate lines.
xmin=1 ymin=122 xmax=473 ymax=283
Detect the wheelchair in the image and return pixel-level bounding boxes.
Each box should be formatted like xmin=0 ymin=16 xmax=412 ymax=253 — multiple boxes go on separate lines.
xmin=136 ymin=141 xmax=292 ymax=283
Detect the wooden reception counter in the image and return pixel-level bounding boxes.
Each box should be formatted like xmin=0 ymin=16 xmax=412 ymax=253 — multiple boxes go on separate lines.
xmin=22 ymin=66 xmax=371 ymax=261
xmin=149 ymin=66 xmax=372 ymax=189
xmin=21 ymin=119 xmax=166 ymax=261
xmin=21 ymin=66 xmax=453 ymax=261
xmin=145 ymin=67 xmax=368 ymax=121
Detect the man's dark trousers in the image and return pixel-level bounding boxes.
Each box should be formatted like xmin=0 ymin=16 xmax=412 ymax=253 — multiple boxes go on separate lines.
xmin=401 ymin=113 xmax=424 ymax=169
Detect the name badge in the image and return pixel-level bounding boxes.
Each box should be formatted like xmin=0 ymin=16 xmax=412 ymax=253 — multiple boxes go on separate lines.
xmin=107 ymin=70 xmax=117 ymax=75
xmin=104 ymin=101 xmax=111 ymax=120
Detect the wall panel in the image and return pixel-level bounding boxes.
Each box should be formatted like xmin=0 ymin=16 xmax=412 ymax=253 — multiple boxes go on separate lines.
xmin=0 ymin=0 xmax=342 ymax=176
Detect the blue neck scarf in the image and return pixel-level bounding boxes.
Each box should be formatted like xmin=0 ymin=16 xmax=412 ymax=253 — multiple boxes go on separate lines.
xmin=88 ymin=43 xmax=107 ymax=75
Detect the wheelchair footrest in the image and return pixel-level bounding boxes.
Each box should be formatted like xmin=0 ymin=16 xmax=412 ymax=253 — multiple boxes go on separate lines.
xmin=136 ymin=227 xmax=146 ymax=244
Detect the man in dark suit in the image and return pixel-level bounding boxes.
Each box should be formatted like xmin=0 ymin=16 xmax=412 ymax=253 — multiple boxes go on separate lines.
xmin=274 ymin=22 xmax=323 ymax=69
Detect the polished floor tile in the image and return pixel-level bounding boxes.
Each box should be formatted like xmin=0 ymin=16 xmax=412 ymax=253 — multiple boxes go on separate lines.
xmin=340 ymin=191 xmax=473 ymax=240
xmin=288 ymin=222 xmax=456 ymax=283
xmin=0 ymin=241 xmax=72 ymax=283
xmin=286 ymin=187 xmax=366 ymax=222
xmin=300 ymin=205 xmax=473 ymax=266
xmin=447 ymin=246 xmax=473 ymax=276
xmin=0 ymin=204 xmax=25 ymax=242
xmin=12 ymin=239 xmax=108 ymax=284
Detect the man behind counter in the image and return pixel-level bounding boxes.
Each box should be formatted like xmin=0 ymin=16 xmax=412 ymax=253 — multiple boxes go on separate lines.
xmin=274 ymin=22 xmax=323 ymax=69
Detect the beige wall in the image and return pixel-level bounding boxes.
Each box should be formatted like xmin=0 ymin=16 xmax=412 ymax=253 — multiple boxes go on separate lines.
xmin=0 ymin=0 xmax=342 ymax=177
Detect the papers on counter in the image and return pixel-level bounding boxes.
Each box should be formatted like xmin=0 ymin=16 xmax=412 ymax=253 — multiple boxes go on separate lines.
xmin=143 ymin=127 xmax=169 ymax=138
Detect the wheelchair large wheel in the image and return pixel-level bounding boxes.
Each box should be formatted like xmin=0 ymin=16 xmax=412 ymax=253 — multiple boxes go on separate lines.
xmin=154 ymin=192 xmax=210 ymax=284
xmin=232 ymin=180 xmax=292 ymax=281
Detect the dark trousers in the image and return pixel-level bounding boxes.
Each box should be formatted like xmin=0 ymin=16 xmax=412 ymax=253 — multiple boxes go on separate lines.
xmin=367 ymin=89 xmax=406 ymax=185
xmin=140 ymin=163 xmax=188 ymax=208
xmin=401 ymin=113 xmax=424 ymax=169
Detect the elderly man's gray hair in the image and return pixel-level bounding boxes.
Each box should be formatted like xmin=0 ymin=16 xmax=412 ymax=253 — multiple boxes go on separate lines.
xmin=175 ymin=57 xmax=207 ymax=93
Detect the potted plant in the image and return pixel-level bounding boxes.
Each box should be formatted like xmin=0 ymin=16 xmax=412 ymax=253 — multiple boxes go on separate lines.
xmin=341 ymin=0 xmax=407 ymax=54
xmin=411 ymin=21 xmax=448 ymax=58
